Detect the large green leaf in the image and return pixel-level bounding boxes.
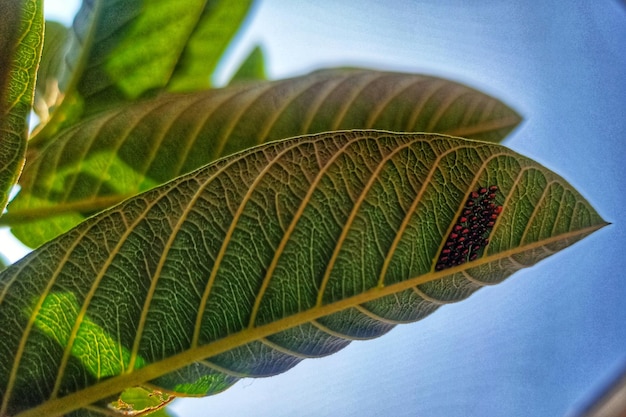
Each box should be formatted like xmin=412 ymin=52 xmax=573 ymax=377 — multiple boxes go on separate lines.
xmin=0 ymin=131 xmax=605 ymax=416
xmin=8 ymin=69 xmax=521 ymax=247
xmin=31 ymin=0 xmax=254 ymax=143
xmin=0 ymin=0 xmax=43 ymax=214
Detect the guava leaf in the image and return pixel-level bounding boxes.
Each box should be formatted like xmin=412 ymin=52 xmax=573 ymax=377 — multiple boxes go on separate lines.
xmin=8 ymin=69 xmax=521 ymax=247
xmin=0 ymin=131 xmax=606 ymax=417
xmin=31 ymin=0 xmax=254 ymax=142
xmin=0 ymin=0 xmax=43 ymax=214
xmin=32 ymin=20 xmax=69 ymax=124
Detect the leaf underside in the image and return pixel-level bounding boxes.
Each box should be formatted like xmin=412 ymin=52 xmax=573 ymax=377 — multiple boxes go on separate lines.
xmin=9 ymin=69 xmax=522 ymax=247
xmin=0 ymin=131 xmax=605 ymax=417
xmin=0 ymin=0 xmax=43 ymax=213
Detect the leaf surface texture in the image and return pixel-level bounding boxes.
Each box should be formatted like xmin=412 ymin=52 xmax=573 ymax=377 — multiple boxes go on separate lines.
xmin=0 ymin=130 xmax=605 ymax=417
xmin=9 ymin=69 xmax=522 ymax=247
xmin=0 ymin=0 xmax=43 ymax=213
xmin=32 ymin=0 xmax=254 ymax=140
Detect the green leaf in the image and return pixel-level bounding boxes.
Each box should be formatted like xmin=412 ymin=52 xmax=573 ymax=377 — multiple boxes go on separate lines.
xmin=228 ymin=44 xmax=267 ymax=85
xmin=31 ymin=0 xmax=254 ymax=143
xmin=107 ymin=386 xmax=176 ymax=416
xmin=8 ymin=69 xmax=522 ymax=247
xmin=0 ymin=131 xmax=606 ymax=417
xmin=166 ymin=1 xmax=257 ymax=93
xmin=0 ymin=0 xmax=43 ymax=214
xmin=32 ymin=20 xmax=69 ymax=124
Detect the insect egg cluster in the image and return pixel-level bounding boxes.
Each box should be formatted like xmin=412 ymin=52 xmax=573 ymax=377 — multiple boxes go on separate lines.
xmin=434 ymin=185 xmax=503 ymax=271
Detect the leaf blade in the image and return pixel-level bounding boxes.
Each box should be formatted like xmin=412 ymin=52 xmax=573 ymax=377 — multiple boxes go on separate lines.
xmin=31 ymin=20 xmax=69 ymax=124
xmin=0 ymin=0 xmax=43 ymax=214
xmin=8 ymin=69 xmax=522 ymax=247
xmin=0 ymin=131 xmax=605 ymax=416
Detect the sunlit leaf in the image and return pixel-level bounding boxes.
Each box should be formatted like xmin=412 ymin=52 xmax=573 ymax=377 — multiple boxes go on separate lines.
xmin=31 ymin=0 xmax=254 ymax=142
xmin=166 ymin=1 xmax=257 ymax=93
xmin=0 ymin=0 xmax=43 ymax=213
xmin=8 ymin=69 xmax=521 ymax=247
xmin=0 ymin=131 xmax=606 ymax=417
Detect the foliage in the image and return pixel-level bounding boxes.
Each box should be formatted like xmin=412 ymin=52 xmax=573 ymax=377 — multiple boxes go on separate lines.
xmin=0 ymin=1 xmax=606 ymax=416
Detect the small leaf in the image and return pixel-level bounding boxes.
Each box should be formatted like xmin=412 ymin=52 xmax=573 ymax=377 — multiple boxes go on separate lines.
xmin=228 ymin=44 xmax=267 ymax=85
xmin=8 ymin=69 xmax=521 ymax=247
xmin=166 ymin=0 xmax=257 ymax=93
xmin=0 ymin=0 xmax=43 ymax=213
xmin=0 ymin=131 xmax=605 ymax=416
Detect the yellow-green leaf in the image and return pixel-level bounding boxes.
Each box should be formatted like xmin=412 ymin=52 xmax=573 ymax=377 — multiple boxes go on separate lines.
xmin=0 ymin=0 xmax=43 ymax=213
xmin=107 ymin=386 xmax=176 ymax=416
xmin=0 ymin=131 xmax=605 ymax=417
xmin=8 ymin=69 xmax=521 ymax=247
xmin=31 ymin=0 xmax=254 ymax=143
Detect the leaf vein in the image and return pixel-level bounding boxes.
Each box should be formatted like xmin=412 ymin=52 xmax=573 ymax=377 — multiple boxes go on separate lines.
xmin=0 ymin=226 xmax=94 ymax=414
xmin=192 ymin=136 xmax=324 ymax=347
xmin=317 ymin=137 xmax=443 ymax=306
xmin=330 ymin=72 xmax=389 ymax=131
xmin=254 ymin=76 xmax=324 ymax=145
xmin=247 ymin=134 xmax=368 ymax=328
xmin=49 ymin=193 xmax=175 ymax=398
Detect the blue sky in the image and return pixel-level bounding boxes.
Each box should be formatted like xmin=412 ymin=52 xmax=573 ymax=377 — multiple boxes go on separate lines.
xmin=2 ymin=1 xmax=625 ymax=416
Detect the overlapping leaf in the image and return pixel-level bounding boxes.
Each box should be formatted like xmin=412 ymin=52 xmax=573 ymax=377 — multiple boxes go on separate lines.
xmin=32 ymin=0 xmax=254 ymax=142
xmin=8 ymin=69 xmax=522 ymax=247
xmin=0 ymin=0 xmax=43 ymax=213
xmin=0 ymin=131 xmax=606 ymax=417
xmin=32 ymin=20 xmax=68 ymax=124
